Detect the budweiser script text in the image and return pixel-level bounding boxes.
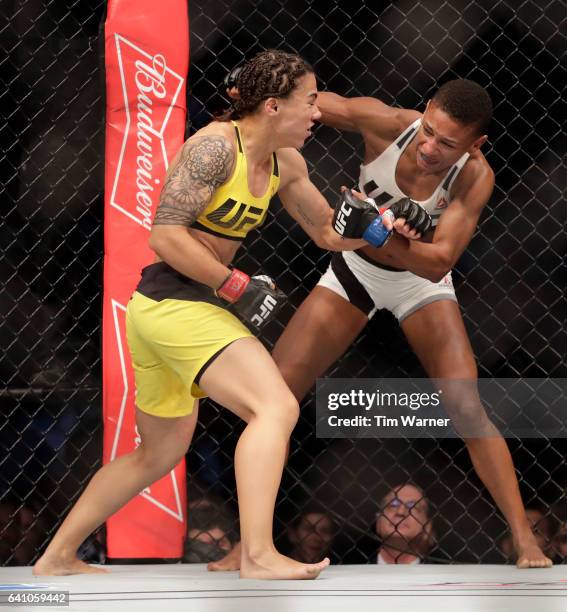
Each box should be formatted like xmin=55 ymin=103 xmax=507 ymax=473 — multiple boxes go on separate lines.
xmin=134 ymin=53 xmax=168 ymax=229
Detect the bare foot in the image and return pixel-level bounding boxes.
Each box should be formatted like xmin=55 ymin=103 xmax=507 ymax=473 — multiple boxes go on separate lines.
xmin=33 ymin=552 xmax=109 ymax=576
xmin=208 ymin=542 xmax=241 ymax=571
xmin=515 ymin=538 xmax=553 ymax=569
xmin=240 ymin=550 xmax=330 ymax=580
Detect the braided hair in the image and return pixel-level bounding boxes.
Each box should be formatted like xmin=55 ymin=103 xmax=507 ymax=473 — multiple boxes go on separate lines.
xmin=220 ymin=50 xmax=313 ymax=120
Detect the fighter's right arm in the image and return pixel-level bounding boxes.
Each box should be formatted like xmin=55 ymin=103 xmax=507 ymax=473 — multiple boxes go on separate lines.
xmin=317 ymin=92 xmax=419 ymax=140
xmin=149 ymin=134 xmax=235 ymax=289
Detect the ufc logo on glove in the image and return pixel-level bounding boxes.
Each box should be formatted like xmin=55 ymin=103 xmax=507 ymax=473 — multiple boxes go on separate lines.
xmin=334 ymin=202 xmax=353 ymax=235
xmin=217 ymin=271 xmax=286 ymax=329
xmin=251 ymin=294 xmax=278 ymax=326
xmin=332 ymin=189 xmax=392 ymax=247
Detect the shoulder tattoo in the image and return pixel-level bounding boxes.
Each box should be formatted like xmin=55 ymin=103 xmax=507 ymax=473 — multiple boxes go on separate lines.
xmin=153 ymin=135 xmax=234 ymax=226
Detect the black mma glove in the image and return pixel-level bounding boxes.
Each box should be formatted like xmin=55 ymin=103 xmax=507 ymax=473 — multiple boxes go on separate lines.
xmin=216 ymin=269 xmax=286 ymax=329
xmin=332 ymin=188 xmax=393 ymax=247
xmin=388 ymin=198 xmax=432 ymax=235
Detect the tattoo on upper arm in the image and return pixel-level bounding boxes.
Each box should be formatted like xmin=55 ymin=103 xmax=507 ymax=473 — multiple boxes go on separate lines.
xmin=153 ymin=135 xmax=234 ymax=226
xmin=295 ymin=202 xmax=316 ymax=226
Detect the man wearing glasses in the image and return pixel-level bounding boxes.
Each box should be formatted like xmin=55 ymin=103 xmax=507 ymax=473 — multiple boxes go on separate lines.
xmin=375 ymin=483 xmax=436 ymax=564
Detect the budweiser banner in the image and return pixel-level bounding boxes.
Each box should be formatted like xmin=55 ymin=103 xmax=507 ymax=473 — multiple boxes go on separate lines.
xmin=103 ymin=0 xmax=189 ymax=558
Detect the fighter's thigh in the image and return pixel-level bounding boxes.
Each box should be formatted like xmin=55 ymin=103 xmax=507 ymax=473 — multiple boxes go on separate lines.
xmin=401 ymin=300 xmax=485 ymax=423
xmin=135 ymin=401 xmax=199 ymax=463
xmin=198 ymin=337 xmax=298 ymax=425
xmin=272 ymin=286 xmax=369 ymax=402
xmin=400 ymin=299 xmax=477 ymax=379
xmin=127 ymin=302 xmax=197 ymax=419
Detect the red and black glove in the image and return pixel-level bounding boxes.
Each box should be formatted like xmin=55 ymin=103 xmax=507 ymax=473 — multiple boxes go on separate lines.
xmin=216 ymin=269 xmax=286 ymax=329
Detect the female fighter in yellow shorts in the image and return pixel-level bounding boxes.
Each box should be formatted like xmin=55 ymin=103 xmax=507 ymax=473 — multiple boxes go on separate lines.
xmin=33 ymin=50 xmax=372 ymax=580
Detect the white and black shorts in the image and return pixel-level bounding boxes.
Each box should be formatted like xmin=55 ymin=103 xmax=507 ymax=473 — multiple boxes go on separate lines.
xmin=318 ymin=251 xmax=457 ymax=322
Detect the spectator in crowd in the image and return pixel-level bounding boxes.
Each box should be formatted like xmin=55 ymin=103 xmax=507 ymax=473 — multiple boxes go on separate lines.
xmin=552 ymin=502 xmax=567 ymax=563
xmin=499 ymin=505 xmax=554 ymax=563
xmin=13 ymin=503 xmax=47 ymax=565
xmin=183 ymin=504 xmax=236 ymax=564
xmin=0 ymin=498 xmax=47 ymax=566
xmin=374 ymin=483 xmax=437 ymax=564
xmin=0 ymin=499 xmax=20 ymax=565
xmin=188 ymin=493 xmax=233 ymax=513
xmin=287 ymin=506 xmax=338 ymax=564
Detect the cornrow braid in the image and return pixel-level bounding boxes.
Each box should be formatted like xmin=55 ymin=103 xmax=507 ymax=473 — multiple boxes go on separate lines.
xmin=220 ymin=49 xmax=313 ymax=120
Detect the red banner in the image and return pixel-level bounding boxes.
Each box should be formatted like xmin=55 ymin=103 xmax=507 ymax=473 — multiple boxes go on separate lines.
xmin=103 ymin=0 xmax=189 ymax=559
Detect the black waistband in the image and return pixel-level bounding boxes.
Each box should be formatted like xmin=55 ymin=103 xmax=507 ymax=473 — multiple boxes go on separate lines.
xmin=135 ymin=261 xmax=224 ymax=306
xmin=353 ymin=249 xmax=407 ymax=272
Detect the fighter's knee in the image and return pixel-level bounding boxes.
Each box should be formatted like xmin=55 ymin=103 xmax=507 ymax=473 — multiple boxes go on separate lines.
xmin=444 ymin=401 xmax=491 ymax=434
xmin=137 ymin=439 xmax=189 ymax=473
xmin=272 ymin=394 xmax=300 ymax=429
xmin=249 ymin=393 xmax=299 ymax=431
xmin=282 ymin=395 xmax=300 ymax=427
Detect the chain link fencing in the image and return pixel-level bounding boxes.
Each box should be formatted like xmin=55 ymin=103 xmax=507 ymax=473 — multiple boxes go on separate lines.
xmin=1 ymin=0 xmax=106 ymax=565
xmin=1 ymin=0 xmax=565 ymax=566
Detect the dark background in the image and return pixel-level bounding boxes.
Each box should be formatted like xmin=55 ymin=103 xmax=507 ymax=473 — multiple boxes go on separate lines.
xmin=0 ymin=0 xmax=565 ymax=564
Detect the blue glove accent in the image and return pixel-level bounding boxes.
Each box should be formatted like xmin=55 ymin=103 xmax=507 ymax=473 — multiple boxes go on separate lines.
xmin=362 ymin=216 xmax=391 ymax=247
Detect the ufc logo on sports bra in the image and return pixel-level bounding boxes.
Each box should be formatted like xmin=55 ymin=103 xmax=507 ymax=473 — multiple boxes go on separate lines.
xmin=251 ymin=294 xmax=277 ymax=327
xmin=334 ymin=201 xmax=352 ymax=235
xmin=206 ymin=198 xmax=264 ymax=233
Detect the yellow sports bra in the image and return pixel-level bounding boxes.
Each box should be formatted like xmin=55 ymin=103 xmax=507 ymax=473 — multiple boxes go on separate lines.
xmin=192 ymin=121 xmax=280 ymax=240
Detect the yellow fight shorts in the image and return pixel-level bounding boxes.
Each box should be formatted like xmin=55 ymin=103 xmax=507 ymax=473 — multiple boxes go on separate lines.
xmin=126 ymin=290 xmax=253 ymax=418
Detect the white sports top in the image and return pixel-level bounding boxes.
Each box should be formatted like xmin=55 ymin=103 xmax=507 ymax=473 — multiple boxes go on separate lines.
xmin=359 ymin=119 xmax=469 ymax=227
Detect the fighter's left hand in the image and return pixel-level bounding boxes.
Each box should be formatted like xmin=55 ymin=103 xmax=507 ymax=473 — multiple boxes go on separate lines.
xmin=385 ymin=197 xmax=432 ymax=240
xmin=392 ymin=218 xmax=421 ymax=240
